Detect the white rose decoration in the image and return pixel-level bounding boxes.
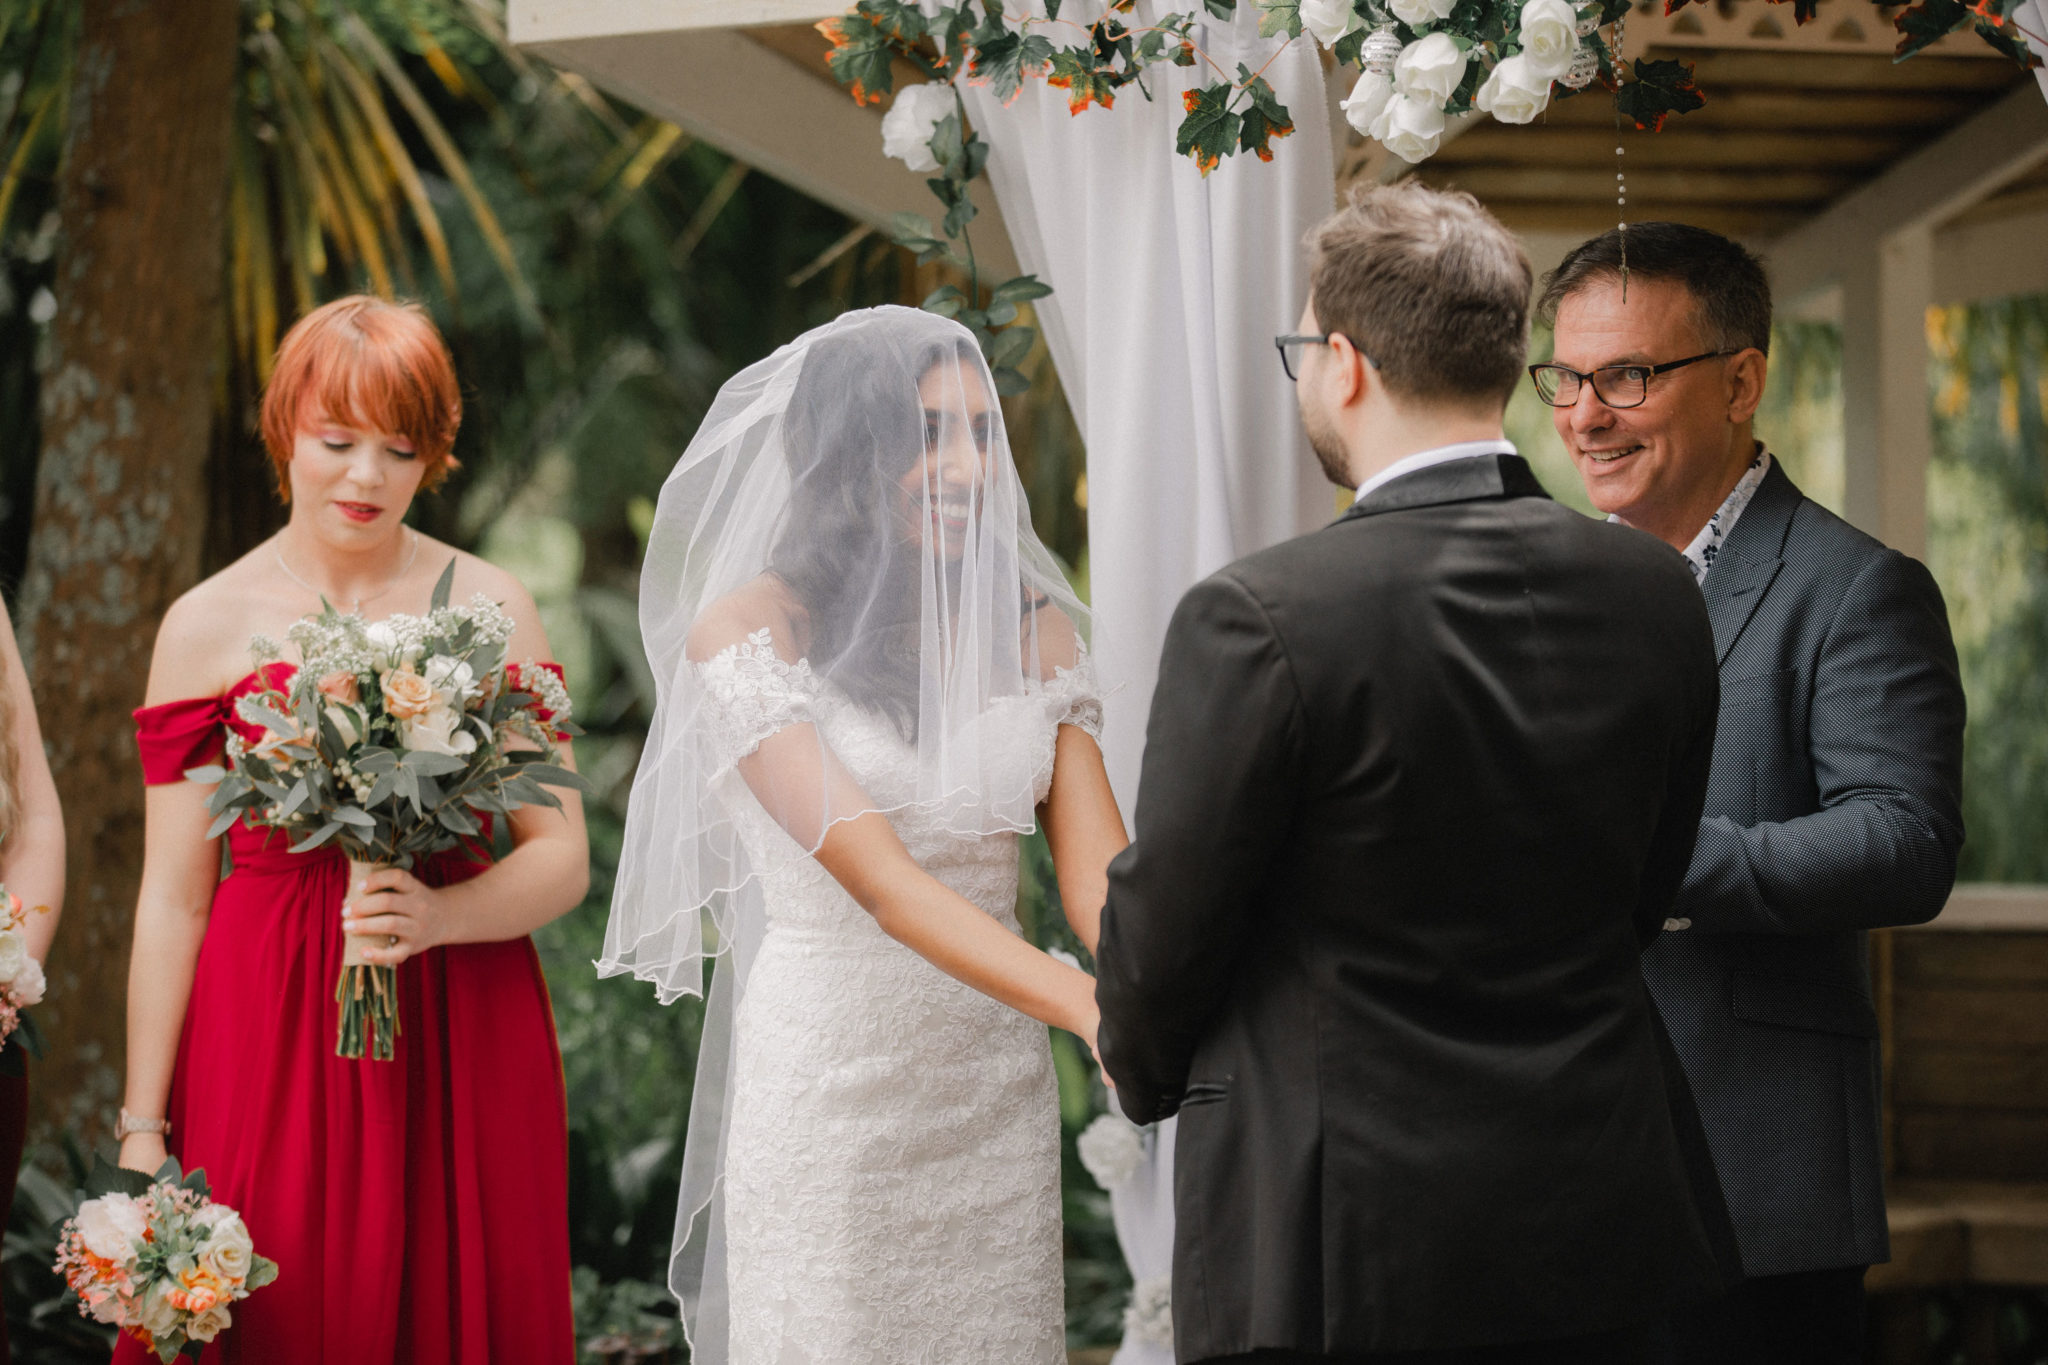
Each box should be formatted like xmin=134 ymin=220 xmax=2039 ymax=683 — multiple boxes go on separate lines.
xmin=1300 ymin=0 xmax=1363 ymax=46
xmin=1476 ymin=53 xmax=1554 ymax=124
xmin=10 ymin=955 xmax=45 ymax=1008
xmin=880 ymin=83 xmax=954 ymax=174
xmin=1393 ymin=32 xmax=1468 ymax=106
xmin=1076 ymin=1114 xmax=1146 ymax=1191
xmin=195 ymin=1205 xmax=256 ymax=1282
xmin=1388 ymin=0 xmax=1457 ymax=28
xmin=0 ymin=930 xmax=25 ymax=987
xmin=1370 ymin=92 xmax=1450 ymax=162
xmin=75 ymin=1193 xmax=149 ymax=1263
xmin=1339 ymin=70 xmax=1396 ymax=137
xmin=402 ymin=705 xmax=478 ymax=758
xmin=1517 ymin=0 xmax=1581 ymax=79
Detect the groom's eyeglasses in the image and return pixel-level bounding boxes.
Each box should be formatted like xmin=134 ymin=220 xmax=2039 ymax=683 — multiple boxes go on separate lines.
xmin=1527 ymin=351 xmax=1735 ymax=409
xmin=1275 ymin=333 xmax=1378 ymax=382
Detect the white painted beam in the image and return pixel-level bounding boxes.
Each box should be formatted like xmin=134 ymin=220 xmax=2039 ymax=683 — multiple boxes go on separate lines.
xmin=1766 ymin=82 xmax=2048 ymax=305
xmin=1934 ymin=207 xmax=2048 ymax=305
xmin=510 ymin=1 xmax=836 ymax=45
xmin=1838 ymin=227 xmax=1934 ymax=554
xmin=520 ymin=26 xmax=1018 ymax=276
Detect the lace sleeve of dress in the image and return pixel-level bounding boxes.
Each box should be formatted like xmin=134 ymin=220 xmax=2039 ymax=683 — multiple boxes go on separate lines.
xmin=132 ymin=697 xmax=229 ymax=786
xmin=694 ymin=628 xmax=822 ymax=774
xmin=1041 ymin=652 xmax=1104 ymax=741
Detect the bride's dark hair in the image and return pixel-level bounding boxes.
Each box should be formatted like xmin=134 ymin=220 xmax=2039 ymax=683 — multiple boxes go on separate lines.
xmin=769 ymin=327 xmax=986 ymax=740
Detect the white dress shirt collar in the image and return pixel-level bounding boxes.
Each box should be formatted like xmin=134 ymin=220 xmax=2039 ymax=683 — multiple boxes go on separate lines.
xmin=1351 ymin=439 xmax=1518 ymax=505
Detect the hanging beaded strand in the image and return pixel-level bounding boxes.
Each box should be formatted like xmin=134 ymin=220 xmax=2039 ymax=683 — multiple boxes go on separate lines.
xmin=1611 ymin=3 xmax=1629 ymax=297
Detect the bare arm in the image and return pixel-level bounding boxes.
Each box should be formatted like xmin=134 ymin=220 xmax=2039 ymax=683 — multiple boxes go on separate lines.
xmin=815 ymin=804 xmax=1099 ymax=1045
xmin=1038 ymin=725 xmax=1126 ymax=958
xmin=119 ymin=598 xmax=233 ymax=1172
xmin=0 ymin=596 xmax=63 ymax=960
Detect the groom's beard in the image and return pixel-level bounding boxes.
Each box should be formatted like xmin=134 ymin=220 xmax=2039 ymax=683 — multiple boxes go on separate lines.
xmin=1300 ymin=401 xmax=1352 ymax=489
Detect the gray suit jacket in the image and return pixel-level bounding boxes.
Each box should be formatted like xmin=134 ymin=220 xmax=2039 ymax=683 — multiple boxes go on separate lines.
xmin=1645 ymin=458 xmax=1965 ymax=1279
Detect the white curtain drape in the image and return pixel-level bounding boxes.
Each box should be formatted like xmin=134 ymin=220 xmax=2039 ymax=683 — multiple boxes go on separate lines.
xmin=959 ymin=4 xmax=1334 ymax=815
xmin=959 ymin=10 xmax=1333 ymax=1361
xmin=2026 ymin=1 xmax=2048 ymax=103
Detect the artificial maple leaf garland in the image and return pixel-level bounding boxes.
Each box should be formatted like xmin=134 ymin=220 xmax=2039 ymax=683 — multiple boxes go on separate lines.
xmin=823 ymin=0 xmax=2040 ymax=373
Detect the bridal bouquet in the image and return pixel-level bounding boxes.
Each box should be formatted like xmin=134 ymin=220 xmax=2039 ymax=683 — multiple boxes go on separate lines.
xmin=189 ymin=560 xmax=588 ymax=1060
xmin=0 ymin=883 xmax=48 ymax=1060
xmin=53 ymin=1157 xmax=278 ymax=1361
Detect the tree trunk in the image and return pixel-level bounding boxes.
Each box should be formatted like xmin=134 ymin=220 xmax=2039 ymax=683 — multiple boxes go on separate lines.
xmin=14 ymin=0 xmax=239 ymax=1146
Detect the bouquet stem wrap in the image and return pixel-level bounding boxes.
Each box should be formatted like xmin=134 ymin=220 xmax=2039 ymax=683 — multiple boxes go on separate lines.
xmin=337 ymin=857 xmax=400 ymax=1062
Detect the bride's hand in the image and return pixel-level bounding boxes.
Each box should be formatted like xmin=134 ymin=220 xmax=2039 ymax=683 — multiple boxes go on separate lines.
xmin=343 ymin=867 xmax=449 ymax=967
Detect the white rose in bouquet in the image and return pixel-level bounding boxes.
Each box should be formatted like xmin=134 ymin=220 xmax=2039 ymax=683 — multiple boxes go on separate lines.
xmin=1300 ymin=0 xmax=1363 ymax=46
xmin=421 ymin=654 xmax=477 ymax=706
xmin=364 ymin=621 xmax=403 ymax=672
xmin=1393 ymin=33 xmax=1468 ymax=106
xmin=1388 ymin=0 xmax=1458 ymax=29
xmin=1370 ymin=92 xmax=1450 ymax=162
xmin=1076 ymin=1113 xmax=1146 ymax=1191
xmin=194 ymin=1205 xmax=256 ymax=1282
xmin=134 ymin=1280 xmax=181 ymax=1339
xmin=185 ymin=1303 xmax=234 ymax=1343
xmin=10 ymin=955 xmax=45 ymax=1008
xmin=1517 ymin=0 xmax=1581 ymax=79
xmin=1476 ymin=53 xmax=1555 ymax=124
xmin=0 ymin=930 xmax=26 ymax=986
xmin=402 ymin=705 xmax=478 ymax=758
xmin=75 ymin=1193 xmax=149 ymax=1264
xmin=1340 ymin=69 xmax=1396 ymax=137
xmin=880 ymin=83 xmax=955 ymax=174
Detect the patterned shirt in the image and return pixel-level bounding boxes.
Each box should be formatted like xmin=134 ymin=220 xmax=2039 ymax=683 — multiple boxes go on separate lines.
xmin=1606 ymin=446 xmax=1772 ymax=587
xmin=1680 ymin=447 xmax=1772 ymax=585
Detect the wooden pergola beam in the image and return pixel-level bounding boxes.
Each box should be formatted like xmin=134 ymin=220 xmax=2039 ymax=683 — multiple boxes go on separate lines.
xmin=1767 ymin=81 xmax=2048 ymax=303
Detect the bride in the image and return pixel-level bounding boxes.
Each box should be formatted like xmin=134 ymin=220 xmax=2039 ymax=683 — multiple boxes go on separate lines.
xmin=603 ymin=305 xmax=1127 ymax=1364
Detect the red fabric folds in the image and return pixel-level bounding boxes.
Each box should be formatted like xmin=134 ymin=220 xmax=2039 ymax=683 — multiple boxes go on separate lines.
xmin=116 ymin=671 xmax=574 ymax=1364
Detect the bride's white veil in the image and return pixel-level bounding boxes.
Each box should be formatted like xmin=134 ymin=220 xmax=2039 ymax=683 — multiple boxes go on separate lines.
xmin=600 ymin=305 xmax=1092 ymax=1360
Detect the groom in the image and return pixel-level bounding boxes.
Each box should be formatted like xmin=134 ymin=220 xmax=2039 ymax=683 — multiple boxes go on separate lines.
xmin=1094 ymin=183 xmax=1736 ymax=1365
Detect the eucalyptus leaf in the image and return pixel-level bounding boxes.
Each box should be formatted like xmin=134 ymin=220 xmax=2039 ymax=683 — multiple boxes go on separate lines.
xmin=430 ymin=555 xmax=457 ymax=610
xmin=288 ymin=820 xmax=343 ymax=854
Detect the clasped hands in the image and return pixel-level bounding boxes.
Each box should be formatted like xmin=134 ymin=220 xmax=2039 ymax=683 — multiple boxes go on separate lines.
xmin=341 ymin=866 xmax=450 ymax=968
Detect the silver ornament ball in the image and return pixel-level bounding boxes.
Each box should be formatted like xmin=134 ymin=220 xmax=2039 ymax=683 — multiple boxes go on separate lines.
xmin=1562 ymin=44 xmax=1599 ymax=89
xmin=1575 ymin=5 xmax=1600 ymax=36
xmin=1361 ymin=26 xmax=1402 ymax=76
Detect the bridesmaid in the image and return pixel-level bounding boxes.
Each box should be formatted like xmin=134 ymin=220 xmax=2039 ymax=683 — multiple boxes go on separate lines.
xmin=116 ymin=295 xmax=585 ymax=1363
xmin=0 ymin=593 xmax=66 ymax=1365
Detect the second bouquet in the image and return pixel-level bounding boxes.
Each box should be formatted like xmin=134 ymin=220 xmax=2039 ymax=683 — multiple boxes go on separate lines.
xmin=190 ymin=559 xmax=587 ymax=1060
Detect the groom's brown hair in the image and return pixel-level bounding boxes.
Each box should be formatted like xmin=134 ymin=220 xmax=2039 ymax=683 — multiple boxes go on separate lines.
xmin=1304 ymin=182 xmax=1532 ymax=409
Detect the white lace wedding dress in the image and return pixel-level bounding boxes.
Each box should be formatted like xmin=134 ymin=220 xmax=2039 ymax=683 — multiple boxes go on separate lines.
xmin=700 ymin=630 xmax=1099 ymax=1365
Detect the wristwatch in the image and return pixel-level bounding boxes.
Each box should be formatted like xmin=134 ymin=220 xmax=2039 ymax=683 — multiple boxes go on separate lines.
xmin=116 ymin=1108 xmax=171 ymax=1140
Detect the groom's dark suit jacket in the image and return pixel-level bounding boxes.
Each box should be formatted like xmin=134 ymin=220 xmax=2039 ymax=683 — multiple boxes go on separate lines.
xmin=1096 ymin=454 xmax=1736 ymax=1360
xmin=1644 ymin=459 xmax=1964 ymax=1280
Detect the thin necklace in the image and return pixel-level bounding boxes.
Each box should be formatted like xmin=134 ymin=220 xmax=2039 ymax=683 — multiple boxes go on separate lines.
xmin=275 ymin=528 xmax=420 ymax=614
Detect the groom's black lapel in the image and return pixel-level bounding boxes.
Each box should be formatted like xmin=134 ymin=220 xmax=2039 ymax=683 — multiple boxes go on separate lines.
xmin=1336 ymin=453 xmax=1550 ymax=524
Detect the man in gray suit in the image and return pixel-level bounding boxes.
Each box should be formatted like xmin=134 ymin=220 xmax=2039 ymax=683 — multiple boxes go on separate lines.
xmin=1538 ymin=223 xmax=1967 ymax=1364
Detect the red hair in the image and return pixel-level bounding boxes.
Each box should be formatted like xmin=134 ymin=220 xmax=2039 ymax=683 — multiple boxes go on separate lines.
xmin=259 ymin=295 xmax=462 ymax=501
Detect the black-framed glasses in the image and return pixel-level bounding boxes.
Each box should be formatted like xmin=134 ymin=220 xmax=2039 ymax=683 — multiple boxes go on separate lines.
xmin=1275 ymin=332 xmax=1378 ymax=382
xmin=1527 ymin=351 xmax=1736 ymax=409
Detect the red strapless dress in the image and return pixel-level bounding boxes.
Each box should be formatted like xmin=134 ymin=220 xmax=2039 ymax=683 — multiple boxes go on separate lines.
xmin=117 ymin=666 xmax=574 ymax=1364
